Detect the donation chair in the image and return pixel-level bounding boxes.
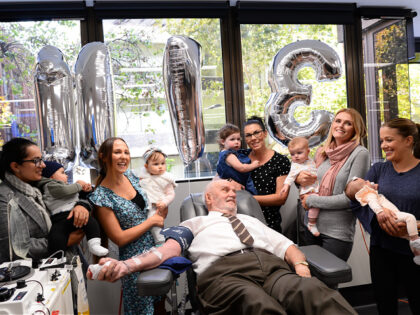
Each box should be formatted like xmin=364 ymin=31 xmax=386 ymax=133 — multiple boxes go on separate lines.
xmin=137 ymin=190 xmax=352 ymax=314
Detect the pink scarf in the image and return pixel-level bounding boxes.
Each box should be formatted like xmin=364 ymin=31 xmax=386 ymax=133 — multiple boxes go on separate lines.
xmin=315 ymin=141 xmax=358 ymax=196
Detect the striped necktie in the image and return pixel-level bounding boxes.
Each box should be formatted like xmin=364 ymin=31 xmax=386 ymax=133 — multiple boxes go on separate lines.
xmin=223 ymin=214 xmax=254 ymax=246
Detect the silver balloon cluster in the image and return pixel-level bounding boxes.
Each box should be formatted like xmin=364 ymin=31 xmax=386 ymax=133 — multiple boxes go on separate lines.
xmin=34 ymin=42 xmax=115 ymax=175
xmin=75 ymin=42 xmax=115 ymax=169
xmin=34 ymin=45 xmax=76 ymax=170
xmin=265 ymin=40 xmax=342 ymax=147
xmin=163 ymin=36 xmax=205 ymax=166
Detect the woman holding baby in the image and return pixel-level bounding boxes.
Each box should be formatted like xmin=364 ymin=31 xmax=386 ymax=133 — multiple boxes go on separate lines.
xmin=352 ymin=118 xmax=420 ymax=315
xmin=298 ymin=108 xmax=370 ymax=261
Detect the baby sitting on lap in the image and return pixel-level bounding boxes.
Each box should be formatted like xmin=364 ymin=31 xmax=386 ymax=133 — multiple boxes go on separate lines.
xmin=346 ymin=177 xmax=420 ymax=265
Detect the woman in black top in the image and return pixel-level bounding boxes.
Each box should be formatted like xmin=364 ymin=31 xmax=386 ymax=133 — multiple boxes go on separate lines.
xmin=244 ymin=116 xmax=291 ymax=232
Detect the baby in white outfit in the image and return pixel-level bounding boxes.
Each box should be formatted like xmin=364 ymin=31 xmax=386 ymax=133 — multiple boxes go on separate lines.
xmin=139 ymin=147 xmax=177 ymax=245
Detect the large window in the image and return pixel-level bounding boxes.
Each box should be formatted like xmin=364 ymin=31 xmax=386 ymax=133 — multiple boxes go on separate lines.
xmin=409 ymin=54 xmax=420 ymax=123
xmin=240 ymin=24 xmax=347 ymax=154
xmin=103 ymin=18 xmax=225 ymax=178
xmin=362 ymin=19 xmax=411 ymax=163
xmin=0 ymin=21 xmax=81 ymax=146
xmin=1 ymin=3 xmax=417 ymax=181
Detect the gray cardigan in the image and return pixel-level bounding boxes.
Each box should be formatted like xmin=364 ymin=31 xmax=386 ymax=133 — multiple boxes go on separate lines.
xmin=0 ymin=182 xmax=49 ymax=263
xmin=306 ymin=145 xmax=370 ymax=242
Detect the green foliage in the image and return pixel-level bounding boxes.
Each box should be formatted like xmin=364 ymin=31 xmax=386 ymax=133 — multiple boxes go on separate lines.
xmin=374 ymin=21 xmax=411 ymax=122
xmin=104 ymin=18 xmax=225 ymax=139
xmin=165 ymin=157 xmax=175 ymax=172
xmin=0 ymin=21 xmax=81 ymax=144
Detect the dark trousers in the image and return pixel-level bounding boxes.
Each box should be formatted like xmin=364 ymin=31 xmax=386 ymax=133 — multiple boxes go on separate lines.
xmin=304 ymin=228 xmax=353 ymax=261
xmin=370 ymin=245 xmax=420 ymax=315
xmin=197 ymin=249 xmax=356 ymax=315
xmin=48 ymin=212 xmax=101 ymax=253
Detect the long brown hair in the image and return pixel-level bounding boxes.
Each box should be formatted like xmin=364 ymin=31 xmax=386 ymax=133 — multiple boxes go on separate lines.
xmin=383 ymin=118 xmax=420 ymax=159
xmin=319 ymin=108 xmax=366 ymax=159
xmin=95 ymin=137 xmax=128 ymax=188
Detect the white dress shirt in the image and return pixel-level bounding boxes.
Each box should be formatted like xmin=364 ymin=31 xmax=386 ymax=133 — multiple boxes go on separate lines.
xmin=180 ymin=211 xmax=294 ymax=275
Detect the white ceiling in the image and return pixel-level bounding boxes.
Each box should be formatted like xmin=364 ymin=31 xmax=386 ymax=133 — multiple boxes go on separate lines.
xmin=2 ymin=0 xmax=420 ymax=36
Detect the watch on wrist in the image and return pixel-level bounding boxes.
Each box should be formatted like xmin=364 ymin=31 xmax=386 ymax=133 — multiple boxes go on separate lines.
xmin=294 ymin=261 xmax=309 ymax=267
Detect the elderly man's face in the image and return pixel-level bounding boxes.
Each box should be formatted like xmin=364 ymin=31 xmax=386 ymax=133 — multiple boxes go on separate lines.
xmin=207 ymin=180 xmax=237 ymax=214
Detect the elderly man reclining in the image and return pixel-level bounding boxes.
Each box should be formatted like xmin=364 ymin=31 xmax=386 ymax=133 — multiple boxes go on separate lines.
xmin=88 ymin=179 xmax=356 ymax=314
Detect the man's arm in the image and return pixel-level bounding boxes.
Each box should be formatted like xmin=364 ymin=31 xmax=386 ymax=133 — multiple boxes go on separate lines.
xmin=284 ymin=245 xmax=311 ymax=278
xmin=91 ymin=239 xmax=182 ymax=282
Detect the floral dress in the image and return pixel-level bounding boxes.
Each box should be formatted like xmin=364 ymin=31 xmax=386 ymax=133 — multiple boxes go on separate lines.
xmin=247 ymin=150 xmax=291 ymax=233
xmin=89 ymin=170 xmax=156 ymax=315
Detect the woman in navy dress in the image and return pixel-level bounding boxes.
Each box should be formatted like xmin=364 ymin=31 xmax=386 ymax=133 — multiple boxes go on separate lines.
xmin=352 ymin=118 xmax=420 ymax=315
xmin=89 ymin=137 xmax=166 ymax=315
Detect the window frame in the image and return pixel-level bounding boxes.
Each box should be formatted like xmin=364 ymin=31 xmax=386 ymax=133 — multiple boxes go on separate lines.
xmin=0 ymin=1 xmax=417 ymax=177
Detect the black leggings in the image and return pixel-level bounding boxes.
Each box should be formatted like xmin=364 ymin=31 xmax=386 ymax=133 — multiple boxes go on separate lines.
xmin=48 ymin=212 xmax=101 ymax=253
xmin=304 ymin=228 xmax=354 ymax=261
xmin=370 ymin=245 xmax=420 ymax=315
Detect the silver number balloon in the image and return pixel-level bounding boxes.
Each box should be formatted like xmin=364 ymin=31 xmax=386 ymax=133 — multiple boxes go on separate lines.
xmin=265 ymin=40 xmax=342 ymax=147
xmin=34 ymin=45 xmax=76 ymax=169
xmin=75 ymin=42 xmax=115 ymax=168
xmin=163 ymin=36 xmax=205 ymax=166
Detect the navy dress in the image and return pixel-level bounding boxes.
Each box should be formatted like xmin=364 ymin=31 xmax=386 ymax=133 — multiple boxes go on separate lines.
xmin=89 ymin=170 xmax=156 ymax=315
xmin=352 ymin=161 xmax=420 ymax=314
xmin=217 ymin=149 xmax=258 ymax=195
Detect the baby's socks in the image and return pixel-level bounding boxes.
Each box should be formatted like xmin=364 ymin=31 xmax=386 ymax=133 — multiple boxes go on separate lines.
xmin=88 ymin=237 xmax=109 ymax=256
xmin=307 ymin=222 xmax=320 ymax=237
xmin=409 ymin=239 xmax=420 ymax=265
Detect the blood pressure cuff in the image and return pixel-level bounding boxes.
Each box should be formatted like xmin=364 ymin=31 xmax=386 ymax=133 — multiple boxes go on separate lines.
xmin=158 ymin=256 xmax=192 ymax=275
xmin=160 ymin=226 xmax=194 ymax=254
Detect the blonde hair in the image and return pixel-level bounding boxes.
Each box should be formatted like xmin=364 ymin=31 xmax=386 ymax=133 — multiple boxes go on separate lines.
xmin=320 ymin=108 xmax=366 ymax=158
xmin=288 ymin=137 xmax=309 ymax=150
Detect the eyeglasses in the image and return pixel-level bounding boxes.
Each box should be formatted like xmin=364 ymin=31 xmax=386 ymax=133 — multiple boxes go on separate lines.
xmin=21 ymin=158 xmax=44 ymax=167
xmin=244 ymin=130 xmax=264 ymax=139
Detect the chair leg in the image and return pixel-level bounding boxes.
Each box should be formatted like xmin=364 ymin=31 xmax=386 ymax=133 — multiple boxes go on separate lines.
xmin=170 ymin=280 xmax=178 ymax=315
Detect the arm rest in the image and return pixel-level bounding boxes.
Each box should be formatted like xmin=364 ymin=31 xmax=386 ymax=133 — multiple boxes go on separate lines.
xmin=299 ymin=245 xmax=352 ymax=287
xmin=137 ymin=268 xmax=174 ymax=296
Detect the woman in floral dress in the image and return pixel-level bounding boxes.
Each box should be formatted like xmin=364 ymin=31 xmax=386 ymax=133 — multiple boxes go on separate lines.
xmin=89 ymin=137 xmax=166 ymax=315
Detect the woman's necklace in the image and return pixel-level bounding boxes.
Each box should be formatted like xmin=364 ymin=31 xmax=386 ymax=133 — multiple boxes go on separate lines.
xmin=392 ymin=157 xmax=420 ymax=173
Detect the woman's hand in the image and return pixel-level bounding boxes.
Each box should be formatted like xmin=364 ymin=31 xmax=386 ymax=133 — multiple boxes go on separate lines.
xmin=228 ymin=179 xmax=245 ymax=191
xmin=295 ymin=171 xmax=317 ymax=187
xmin=67 ymin=205 xmax=89 ymax=228
xmin=67 ymin=229 xmax=85 ymax=246
xmin=155 ymin=202 xmax=168 ymax=218
xmin=300 ymin=194 xmax=309 ymax=210
xmin=377 ymin=208 xmax=408 ymax=237
xmin=149 ymin=212 xmax=165 ymax=228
